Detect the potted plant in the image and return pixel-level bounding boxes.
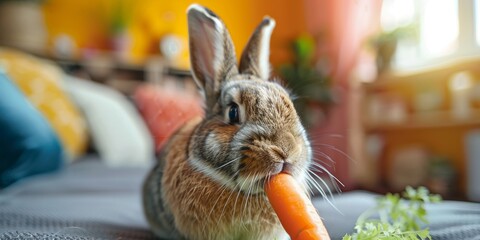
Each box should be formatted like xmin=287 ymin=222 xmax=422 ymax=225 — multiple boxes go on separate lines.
xmin=370 ymin=24 xmax=418 ymax=73
xmin=279 ymin=35 xmax=334 ymax=129
xmin=106 ymin=0 xmax=135 ymax=61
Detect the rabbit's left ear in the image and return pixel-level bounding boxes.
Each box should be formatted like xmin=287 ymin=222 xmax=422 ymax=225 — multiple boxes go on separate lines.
xmin=187 ymin=4 xmax=238 ymax=111
xmin=239 ymin=17 xmax=275 ymax=80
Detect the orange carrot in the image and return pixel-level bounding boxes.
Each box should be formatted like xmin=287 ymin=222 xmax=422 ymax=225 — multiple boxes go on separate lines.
xmin=265 ymin=173 xmax=331 ymax=240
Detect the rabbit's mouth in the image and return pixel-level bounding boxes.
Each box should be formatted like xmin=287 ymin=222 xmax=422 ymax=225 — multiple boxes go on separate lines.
xmin=235 ymin=162 xmax=303 ymax=195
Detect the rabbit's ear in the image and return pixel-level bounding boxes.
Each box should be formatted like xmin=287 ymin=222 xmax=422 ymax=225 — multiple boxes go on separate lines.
xmin=187 ymin=4 xmax=238 ymax=110
xmin=239 ymin=17 xmax=275 ymax=80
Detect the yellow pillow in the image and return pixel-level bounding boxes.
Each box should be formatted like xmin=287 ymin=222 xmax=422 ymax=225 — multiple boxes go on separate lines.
xmin=0 ymin=48 xmax=88 ymax=159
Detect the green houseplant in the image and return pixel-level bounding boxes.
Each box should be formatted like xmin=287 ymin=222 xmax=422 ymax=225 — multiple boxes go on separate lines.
xmin=279 ymin=35 xmax=334 ymax=129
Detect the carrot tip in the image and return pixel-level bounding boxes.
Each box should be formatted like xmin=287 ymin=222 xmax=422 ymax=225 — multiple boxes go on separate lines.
xmin=296 ymin=228 xmax=331 ymax=240
xmin=265 ymin=173 xmax=331 ymax=240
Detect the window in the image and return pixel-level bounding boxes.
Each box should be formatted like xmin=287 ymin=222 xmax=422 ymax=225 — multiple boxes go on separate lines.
xmin=475 ymin=0 xmax=480 ymax=45
xmin=420 ymin=0 xmax=458 ymax=58
xmin=381 ymin=0 xmax=479 ymax=70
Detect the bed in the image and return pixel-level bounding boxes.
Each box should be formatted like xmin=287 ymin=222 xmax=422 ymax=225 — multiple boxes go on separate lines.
xmin=0 ymin=155 xmax=479 ymax=240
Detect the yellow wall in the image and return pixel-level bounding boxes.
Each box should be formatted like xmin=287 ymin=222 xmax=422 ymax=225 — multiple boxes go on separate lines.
xmin=42 ymin=0 xmax=307 ymax=67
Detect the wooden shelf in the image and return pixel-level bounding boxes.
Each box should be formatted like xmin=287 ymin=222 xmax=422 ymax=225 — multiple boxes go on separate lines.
xmin=364 ymin=56 xmax=480 ymax=90
xmin=365 ymin=110 xmax=480 ymax=131
xmin=355 ymin=56 xmax=480 ymax=199
xmin=51 ymin=56 xmax=190 ymax=77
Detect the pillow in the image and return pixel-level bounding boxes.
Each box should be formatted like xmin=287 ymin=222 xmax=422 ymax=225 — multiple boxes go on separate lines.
xmin=0 ymin=72 xmax=64 ymax=188
xmin=0 ymin=48 xmax=88 ymax=159
xmin=64 ymin=76 xmax=154 ymax=166
xmin=133 ymin=84 xmax=204 ymax=152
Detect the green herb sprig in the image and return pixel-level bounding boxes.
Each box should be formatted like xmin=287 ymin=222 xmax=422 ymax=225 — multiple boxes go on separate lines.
xmin=343 ymin=186 xmax=442 ymax=240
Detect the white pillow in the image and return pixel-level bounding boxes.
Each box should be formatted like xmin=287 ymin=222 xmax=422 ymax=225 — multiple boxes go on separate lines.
xmin=64 ymin=76 xmax=154 ymax=166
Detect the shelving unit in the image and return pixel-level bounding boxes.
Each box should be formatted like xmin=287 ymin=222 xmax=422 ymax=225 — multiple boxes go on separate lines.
xmin=45 ymin=53 xmax=194 ymax=95
xmin=354 ymin=57 xmax=480 ymax=199
xmin=365 ymin=110 xmax=480 ymax=132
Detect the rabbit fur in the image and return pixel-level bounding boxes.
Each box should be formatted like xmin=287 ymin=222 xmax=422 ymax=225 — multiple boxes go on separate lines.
xmin=143 ymin=4 xmax=314 ymax=240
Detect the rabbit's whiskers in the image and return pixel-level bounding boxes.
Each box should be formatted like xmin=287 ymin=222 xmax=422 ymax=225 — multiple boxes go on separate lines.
xmin=215 ymin=156 xmax=241 ymax=170
xmin=206 ymin=174 xmax=235 ymax=223
xmin=310 ymin=143 xmax=356 ymax=164
xmin=218 ymin=177 xmax=243 ymax=224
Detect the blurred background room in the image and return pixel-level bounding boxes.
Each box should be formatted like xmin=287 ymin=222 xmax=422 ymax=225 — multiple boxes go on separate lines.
xmin=1 ymin=0 xmax=479 ymax=204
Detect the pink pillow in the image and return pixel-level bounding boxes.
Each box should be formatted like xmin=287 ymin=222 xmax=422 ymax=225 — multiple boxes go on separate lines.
xmin=134 ymin=85 xmax=204 ymax=152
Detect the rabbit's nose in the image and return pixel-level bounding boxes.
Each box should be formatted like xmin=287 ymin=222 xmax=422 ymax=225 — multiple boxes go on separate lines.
xmin=270 ymin=145 xmax=287 ymax=161
xmin=276 ymin=131 xmax=297 ymax=152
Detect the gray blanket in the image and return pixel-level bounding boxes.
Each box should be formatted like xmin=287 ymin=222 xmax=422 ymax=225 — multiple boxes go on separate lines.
xmin=0 ymin=156 xmax=478 ymax=239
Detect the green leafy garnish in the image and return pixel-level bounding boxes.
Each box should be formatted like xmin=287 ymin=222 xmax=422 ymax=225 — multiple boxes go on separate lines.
xmin=343 ymin=186 xmax=442 ymax=240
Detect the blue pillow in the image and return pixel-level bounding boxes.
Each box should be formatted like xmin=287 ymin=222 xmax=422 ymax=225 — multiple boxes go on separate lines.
xmin=0 ymin=72 xmax=64 ymax=188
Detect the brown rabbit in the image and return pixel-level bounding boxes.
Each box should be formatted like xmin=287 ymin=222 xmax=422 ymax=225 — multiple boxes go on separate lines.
xmin=143 ymin=4 xmax=315 ymax=240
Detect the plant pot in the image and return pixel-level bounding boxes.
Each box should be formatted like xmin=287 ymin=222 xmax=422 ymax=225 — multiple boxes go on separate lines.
xmin=0 ymin=1 xmax=47 ymax=54
xmin=376 ymin=40 xmax=397 ymax=74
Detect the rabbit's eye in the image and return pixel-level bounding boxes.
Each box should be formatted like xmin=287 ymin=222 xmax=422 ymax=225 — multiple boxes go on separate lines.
xmin=228 ymin=103 xmax=240 ymax=124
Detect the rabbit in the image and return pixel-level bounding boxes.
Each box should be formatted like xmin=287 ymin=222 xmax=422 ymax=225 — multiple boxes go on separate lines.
xmin=143 ymin=4 xmax=314 ymax=240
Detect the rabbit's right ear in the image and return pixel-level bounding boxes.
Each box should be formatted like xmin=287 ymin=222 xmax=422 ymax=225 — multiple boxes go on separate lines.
xmin=187 ymin=4 xmax=238 ymax=111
